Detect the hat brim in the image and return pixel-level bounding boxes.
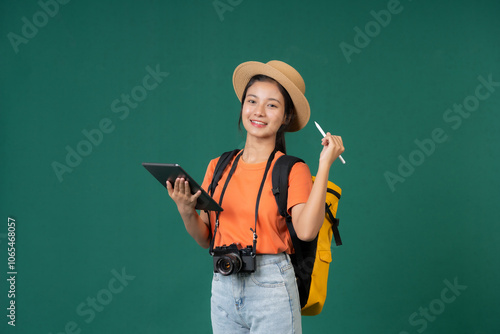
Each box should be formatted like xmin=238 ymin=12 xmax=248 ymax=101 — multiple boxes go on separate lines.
xmin=232 ymin=61 xmax=310 ymax=132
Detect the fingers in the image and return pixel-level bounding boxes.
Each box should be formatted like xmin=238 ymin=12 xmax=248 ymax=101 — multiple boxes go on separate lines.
xmin=166 ymin=180 xmax=173 ymax=196
xmin=177 ymin=178 xmax=187 ymax=194
xmin=322 ymin=133 xmax=344 ymax=151
xmin=167 ymin=178 xmax=187 ymax=194
xmin=319 ymin=132 xmax=345 ymax=165
xmin=166 ymin=178 xmax=200 ymax=202
xmin=181 ymin=180 xmax=202 ymax=202
xmin=192 ymin=190 xmax=202 ymax=201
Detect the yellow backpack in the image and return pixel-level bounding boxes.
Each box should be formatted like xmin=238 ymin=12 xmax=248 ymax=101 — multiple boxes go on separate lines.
xmin=272 ymin=157 xmax=342 ymax=316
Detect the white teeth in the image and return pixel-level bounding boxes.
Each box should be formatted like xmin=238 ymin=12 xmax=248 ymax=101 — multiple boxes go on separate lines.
xmin=252 ymin=120 xmax=266 ymax=125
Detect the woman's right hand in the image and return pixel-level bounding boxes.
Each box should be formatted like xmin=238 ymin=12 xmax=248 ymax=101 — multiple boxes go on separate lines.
xmin=319 ymin=132 xmax=345 ymax=168
xmin=166 ymin=178 xmax=202 ymax=215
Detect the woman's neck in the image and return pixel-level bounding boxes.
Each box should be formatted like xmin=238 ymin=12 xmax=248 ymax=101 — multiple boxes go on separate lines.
xmin=242 ymin=137 xmax=276 ymax=164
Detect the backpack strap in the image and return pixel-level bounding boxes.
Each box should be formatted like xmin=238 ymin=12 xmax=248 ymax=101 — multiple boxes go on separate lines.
xmin=272 ymin=155 xmax=304 ymax=253
xmin=326 ymin=203 xmax=342 ymax=246
xmin=272 ymin=155 xmax=304 ymax=217
xmin=208 ymin=149 xmax=240 ymax=197
xmin=326 ymin=188 xmax=342 ymax=246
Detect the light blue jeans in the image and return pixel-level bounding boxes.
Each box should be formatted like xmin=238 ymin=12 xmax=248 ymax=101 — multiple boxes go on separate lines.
xmin=211 ymin=253 xmax=302 ymax=334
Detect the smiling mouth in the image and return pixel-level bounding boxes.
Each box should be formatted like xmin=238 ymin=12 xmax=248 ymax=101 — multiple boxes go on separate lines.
xmin=251 ymin=120 xmax=267 ymax=126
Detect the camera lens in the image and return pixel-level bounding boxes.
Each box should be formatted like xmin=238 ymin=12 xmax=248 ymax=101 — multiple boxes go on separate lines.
xmin=216 ymin=253 xmax=242 ymax=275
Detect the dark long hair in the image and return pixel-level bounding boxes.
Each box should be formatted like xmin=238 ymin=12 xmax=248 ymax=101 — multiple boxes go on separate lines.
xmin=238 ymin=75 xmax=296 ymax=154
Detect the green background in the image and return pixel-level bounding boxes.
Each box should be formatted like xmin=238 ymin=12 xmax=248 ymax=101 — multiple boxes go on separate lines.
xmin=1 ymin=0 xmax=499 ymax=333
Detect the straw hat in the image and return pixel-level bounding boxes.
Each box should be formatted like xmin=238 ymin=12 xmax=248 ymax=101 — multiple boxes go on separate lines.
xmin=232 ymin=60 xmax=310 ymax=132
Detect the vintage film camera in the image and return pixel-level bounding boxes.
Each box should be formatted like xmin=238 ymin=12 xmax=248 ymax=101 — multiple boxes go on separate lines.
xmin=212 ymin=243 xmax=256 ymax=275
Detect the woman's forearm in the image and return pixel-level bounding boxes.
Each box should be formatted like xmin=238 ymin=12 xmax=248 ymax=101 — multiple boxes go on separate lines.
xmin=167 ymin=179 xmax=211 ymax=248
xmin=178 ymin=209 xmax=211 ymax=248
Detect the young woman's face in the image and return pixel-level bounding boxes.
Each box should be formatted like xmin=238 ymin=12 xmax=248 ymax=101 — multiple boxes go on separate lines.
xmin=241 ymin=80 xmax=286 ymax=141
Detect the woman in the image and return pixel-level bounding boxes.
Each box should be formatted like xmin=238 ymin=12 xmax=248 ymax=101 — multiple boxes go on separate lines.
xmin=167 ymin=60 xmax=344 ymax=333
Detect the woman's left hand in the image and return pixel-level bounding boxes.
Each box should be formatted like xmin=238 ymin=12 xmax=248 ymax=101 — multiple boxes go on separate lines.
xmin=319 ymin=132 xmax=344 ymax=167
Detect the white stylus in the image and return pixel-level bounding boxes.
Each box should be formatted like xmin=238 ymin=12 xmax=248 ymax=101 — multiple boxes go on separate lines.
xmin=314 ymin=121 xmax=346 ymax=164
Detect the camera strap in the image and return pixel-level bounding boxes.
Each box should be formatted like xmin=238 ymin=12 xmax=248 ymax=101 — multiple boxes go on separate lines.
xmin=209 ymin=149 xmax=278 ymax=257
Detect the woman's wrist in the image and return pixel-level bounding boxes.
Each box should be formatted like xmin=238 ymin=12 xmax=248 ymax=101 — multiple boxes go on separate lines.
xmin=316 ymin=161 xmax=331 ymax=179
xmin=177 ymin=205 xmax=197 ymax=218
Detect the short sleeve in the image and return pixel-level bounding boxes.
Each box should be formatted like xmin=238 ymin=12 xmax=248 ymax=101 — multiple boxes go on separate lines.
xmin=201 ymin=158 xmax=218 ymax=192
xmin=287 ymin=162 xmax=313 ymax=212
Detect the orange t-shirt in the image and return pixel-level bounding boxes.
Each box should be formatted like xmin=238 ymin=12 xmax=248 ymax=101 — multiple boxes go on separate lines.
xmin=201 ymin=151 xmax=312 ymax=254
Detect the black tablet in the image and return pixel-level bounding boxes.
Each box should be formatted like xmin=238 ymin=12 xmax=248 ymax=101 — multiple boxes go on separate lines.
xmin=142 ymin=163 xmax=223 ymax=212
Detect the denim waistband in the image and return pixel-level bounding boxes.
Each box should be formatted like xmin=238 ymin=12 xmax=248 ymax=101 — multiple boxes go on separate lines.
xmin=255 ymin=253 xmax=290 ymax=266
